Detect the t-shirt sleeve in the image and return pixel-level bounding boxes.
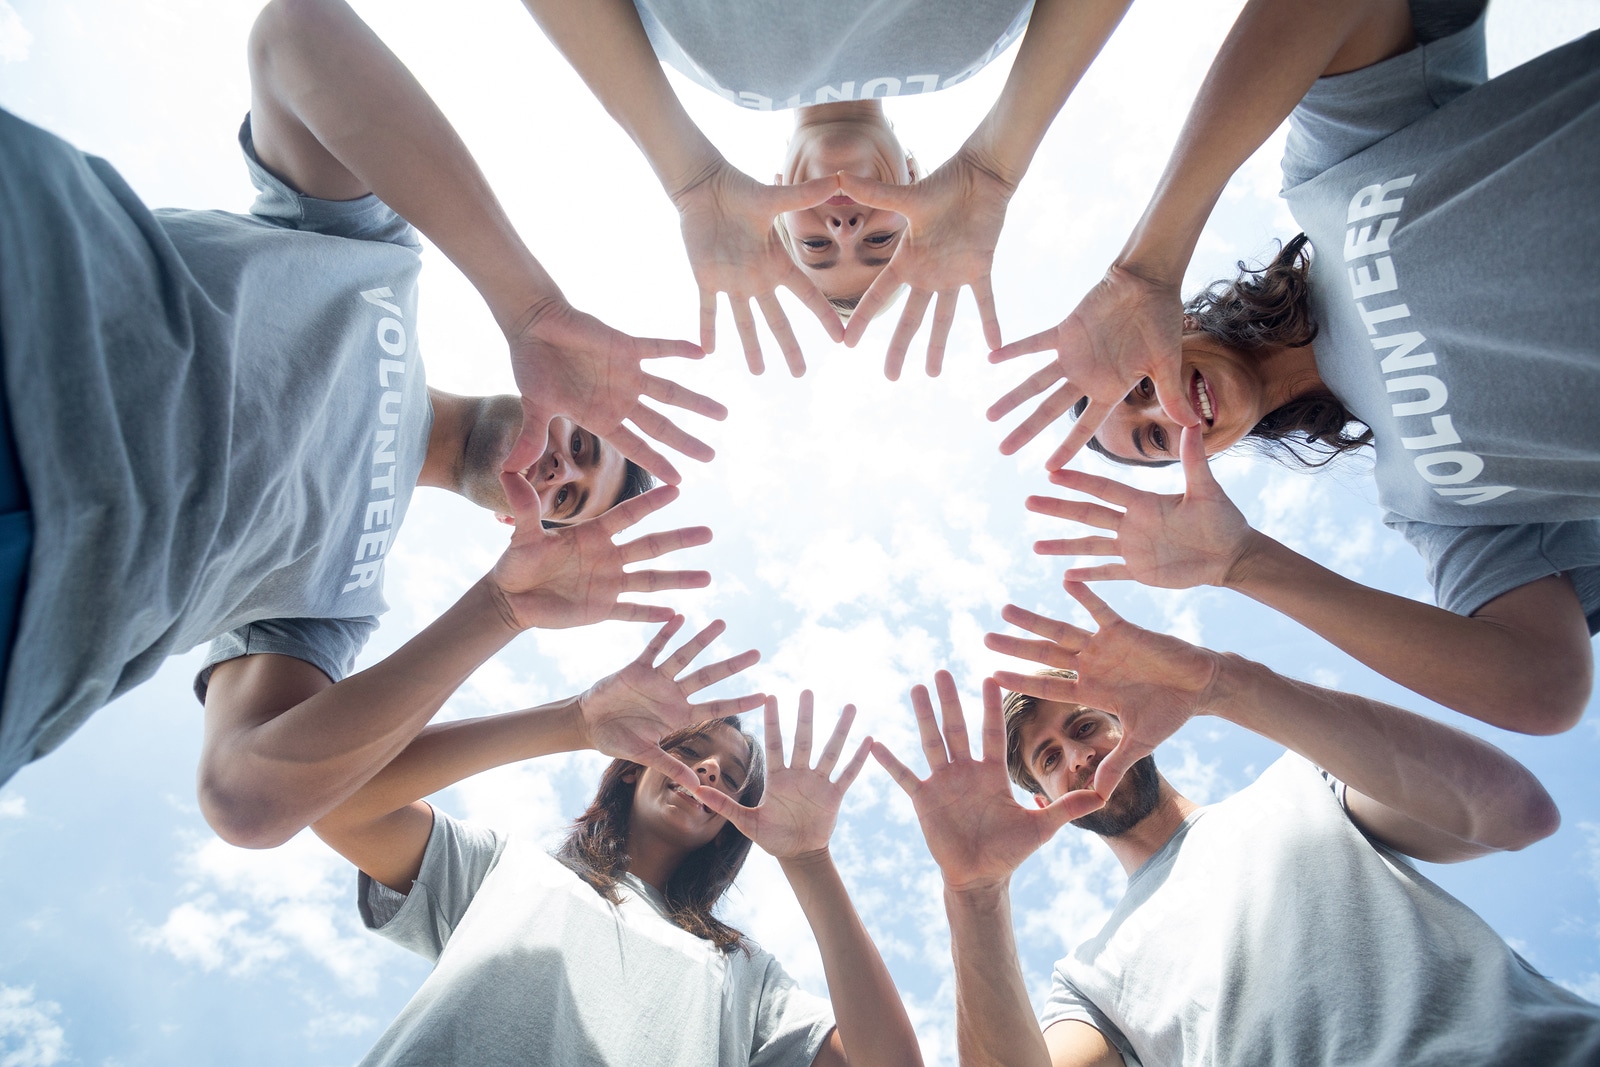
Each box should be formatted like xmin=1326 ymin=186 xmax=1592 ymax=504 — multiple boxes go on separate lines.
xmin=237 ymin=115 xmax=422 ymax=249
xmin=1279 ymin=3 xmax=1487 ymax=191
xmin=745 ymin=950 xmax=836 ymax=1067
xmin=1039 ymin=966 xmax=1139 ymax=1066
xmin=357 ymin=808 xmax=507 ymax=964
xmin=190 ymin=615 xmax=379 ymax=704
xmin=1385 ymin=515 xmax=1600 ymax=634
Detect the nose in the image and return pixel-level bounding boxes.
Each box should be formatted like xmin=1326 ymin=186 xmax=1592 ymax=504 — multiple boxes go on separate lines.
xmin=1066 ymin=739 xmax=1097 ymax=777
xmin=694 ymin=756 xmax=725 ymax=788
xmin=826 ymin=210 xmax=863 ymax=235
xmin=540 ymin=451 xmax=576 ymax=483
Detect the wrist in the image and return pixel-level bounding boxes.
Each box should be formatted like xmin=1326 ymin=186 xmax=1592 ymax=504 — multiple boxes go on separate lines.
xmin=955 ymin=131 xmax=1025 ymax=194
xmin=777 ymin=846 xmax=835 ymax=876
xmin=1220 ymin=529 xmax=1279 ymax=591
xmin=476 ymin=573 xmax=528 ymax=637
xmin=662 ymin=144 xmax=730 ymax=207
xmin=1203 ymin=652 xmax=1266 ymax=724
xmin=943 ymin=877 xmax=1011 ymax=911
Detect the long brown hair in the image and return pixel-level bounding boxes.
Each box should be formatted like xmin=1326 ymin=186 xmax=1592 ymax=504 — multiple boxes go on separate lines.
xmin=1081 ymin=234 xmax=1374 ymax=469
xmin=554 ymin=718 xmax=765 ymax=952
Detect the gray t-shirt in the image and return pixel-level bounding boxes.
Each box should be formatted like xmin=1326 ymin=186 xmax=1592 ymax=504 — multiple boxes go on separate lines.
xmin=357 ymin=809 xmax=835 ymax=1067
xmin=0 ymin=111 xmax=430 ymax=781
xmin=1279 ymin=10 xmax=1600 ymax=625
xmin=1041 ymin=754 xmax=1600 ymax=1067
xmin=634 ymin=0 xmax=1034 ymax=110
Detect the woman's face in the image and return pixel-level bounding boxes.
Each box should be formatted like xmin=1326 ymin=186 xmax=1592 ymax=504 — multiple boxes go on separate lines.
xmin=779 ymin=112 xmax=914 ymax=304
xmin=627 ymin=724 xmax=753 ymax=851
xmin=1093 ymin=332 xmax=1273 ymax=463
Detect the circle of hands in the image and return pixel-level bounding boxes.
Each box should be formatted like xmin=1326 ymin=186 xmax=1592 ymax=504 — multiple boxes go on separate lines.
xmin=483 ymin=150 xmax=1268 ymax=859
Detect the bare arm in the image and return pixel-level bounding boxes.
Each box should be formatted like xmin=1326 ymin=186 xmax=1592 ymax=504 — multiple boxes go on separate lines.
xmin=311 ymin=617 xmax=764 ymax=889
xmin=1038 ymin=429 xmax=1594 ymax=734
xmin=989 ymin=585 xmax=1561 ymax=864
xmin=989 ymin=0 xmax=1416 ymax=466
xmin=201 ymin=479 xmax=710 ymax=849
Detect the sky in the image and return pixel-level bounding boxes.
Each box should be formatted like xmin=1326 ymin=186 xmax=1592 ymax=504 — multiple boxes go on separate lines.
xmin=2 ymin=1 xmax=1600 ymax=1064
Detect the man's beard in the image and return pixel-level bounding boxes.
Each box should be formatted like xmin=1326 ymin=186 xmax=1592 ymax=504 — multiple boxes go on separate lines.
xmin=1071 ymin=756 xmax=1161 ymax=837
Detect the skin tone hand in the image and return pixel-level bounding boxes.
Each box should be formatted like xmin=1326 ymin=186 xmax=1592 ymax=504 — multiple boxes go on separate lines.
xmin=697 ymin=693 xmax=871 ymax=860
xmin=835 ymin=149 xmax=1011 ymax=379
xmin=488 ymin=473 xmax=711 ymax=630
xmin=578 ymin=616 xmax=766 ymax=792
xmin=672 ymin=162 xmax=847 ymax=377
xmin=500 ymin=299 xmax=727 ymax=485
xmin=1033 ymin=425 xmax=1254 ymax=587
xmin=871 ymin=672 xmax=1104 ymax=893
xmin=988 ymin=264 xmax=1197 ymax=469
xmin=985 ymin=584 xmax=1222 ymax=801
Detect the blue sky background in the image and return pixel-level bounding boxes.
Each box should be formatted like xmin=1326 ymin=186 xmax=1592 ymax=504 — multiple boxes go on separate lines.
xmin=2 ymin=1 xmax=1599 ymax=1063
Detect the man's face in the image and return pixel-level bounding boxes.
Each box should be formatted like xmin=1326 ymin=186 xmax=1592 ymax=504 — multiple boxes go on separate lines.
xmin=460 ymin=398 xmax=626 ymax=525
xmin=1016 ymin=702 xmax=1161 ymax=837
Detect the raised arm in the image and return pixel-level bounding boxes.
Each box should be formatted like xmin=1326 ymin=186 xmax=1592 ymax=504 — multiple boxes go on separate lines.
xmin=697 ymin=695 xmax=918 ymax=1067
xmin=311 ymin=616 xmax=763 ymax=890
xmin=1032 ymin=427 xmax=1594 ymax=734
xmin=989 ymin=0 xmax=1415 ymax=466
xmin=836 ymin=0 xmax=1134 ymax=377
xmin=248 ymin=0 xmax=722 ymax=483
xmin=988 ymin=584 xmax=1562 ymax=863
xmin=201 ymin=477 xmax=712 ymax=849
xmin=516 ymin=0 xmax=845 ymax=375
xmin=871 ymin=674 xmax=1115 ymax=1067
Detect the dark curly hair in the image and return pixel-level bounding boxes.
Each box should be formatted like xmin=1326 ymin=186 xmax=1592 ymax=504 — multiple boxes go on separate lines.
xmin=1080 ymin=234 xmax=1373 ymax=469
xmin=554 ymin=718 xmax=764 ymax=953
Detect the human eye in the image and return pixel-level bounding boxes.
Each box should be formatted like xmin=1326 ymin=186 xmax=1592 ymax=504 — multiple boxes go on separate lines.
xmin=864 ymin=231 xmax=896 ymax=247
xmin=801 ymin=238 xmax=831 ymax=251
xmin=1040 ymin=748 xmax=1060 ymax=772
xmin=570 ymin=430 xmax=583 ymax=458
xmin=1136 ymin=377 xmax=1154 ymax=399
xmin=1075 ymin=720 xmax=1097 ymax=739
xmin=1150 ymin=425 xmax=1169 ymax=453
xmin=555 ymin=485 xmax=570 ymax=509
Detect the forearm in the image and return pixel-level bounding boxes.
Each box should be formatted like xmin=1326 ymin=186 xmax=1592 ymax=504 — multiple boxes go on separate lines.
xmin=943 ymin=884 xmax=1052 ymax=1067
xmin=201 ymin=579 xmax=520 ymax=846
xmin=964 ymin=0 xmax=1132 ymax=184
xmin=779 ymin=850 xmax=921 ymax=1067
xmin=1225 ymin=532 xmax=1590 ymax=731
xmin=251 ymin=0 xmax=561 ymax=331
xmin=518 ymin=0 xmax=723 ymax=197
xmin=1118 ymin=0 xmax=1392 ymax=281
xmin=1206 ymin=654 xmax=1557 ymax=853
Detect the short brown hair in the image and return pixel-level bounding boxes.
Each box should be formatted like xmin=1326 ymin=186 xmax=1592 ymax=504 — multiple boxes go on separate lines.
xmin=1001 ymin=670 xmax=1093 ymax=796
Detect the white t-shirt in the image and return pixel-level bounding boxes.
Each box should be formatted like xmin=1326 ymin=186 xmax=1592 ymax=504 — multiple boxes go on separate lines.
xmin=357 ymin=809 xmax=836 ymax=1067
xmin=1041 ymin=754 xmax=1600 ymax=1067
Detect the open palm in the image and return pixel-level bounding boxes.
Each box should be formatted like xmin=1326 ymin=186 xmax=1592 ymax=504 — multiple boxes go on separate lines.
xmin=699 ymin=693 xmax=870 ymax=860
xmin=986 ymin=585 xmax=1223 ymax=800
xmin=489 ymin=476 xmax=711 ymax=630
xmin=503 ymin=299 xmax=724 ymax=486
xmin=578 ymin=617 xmax=765 ymax=790
xmin=872 ymin=672 xmax=1103 ymax=893
xmin=988 ymin=264 xmax=1194 ymax=468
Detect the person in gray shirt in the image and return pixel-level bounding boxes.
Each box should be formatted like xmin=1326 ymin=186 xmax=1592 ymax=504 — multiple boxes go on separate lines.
xmin=994 ymin=0 xmax=1599 ymax=739
xmin=0 ymin=0 xmax=724 ymax=847
xmin=872 ymin=583 xmax=1600 ymax=1067
xmin=518 ymin=0 xmax=1139 ymax=379
xmin=314 ymin=619 xmax=920 ymax=1067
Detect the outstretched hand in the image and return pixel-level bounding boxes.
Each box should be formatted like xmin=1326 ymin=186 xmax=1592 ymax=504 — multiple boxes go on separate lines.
xmin=488 ymin=475 xmax=711 ymax=630
xmin=836 ymin=148 xmax=1012 ymax=379
xmin=672 ymin=160 xmax=846 ymax=376
xmin=697 ymin=692 xmax=870 ymax=861
xmin=988 ymin=264 xmax=1196 ymax=468
xmin=502 ymin=299 xmax=725 ymax=486
xmin=1031 ymin=425 xmax=1255 ymax=588
xmin=985 ymin=584 xmax=1223 ymax=801
xmin=872 ymin=672 xmax=1103 ymax=893
xmin=578 ymin=616 xmax=765 ymax=792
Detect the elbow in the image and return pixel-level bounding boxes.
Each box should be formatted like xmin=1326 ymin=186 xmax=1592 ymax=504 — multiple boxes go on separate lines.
xmin=1481 ymin=784 xmax=1562 ymax=854
xmin=249 ymin=0 xmax=338 ymax=74
xmin=1480 ymin=653 xmax=1592 ymax=737
xmin=197 ymin=767 xmax=306 ymax=850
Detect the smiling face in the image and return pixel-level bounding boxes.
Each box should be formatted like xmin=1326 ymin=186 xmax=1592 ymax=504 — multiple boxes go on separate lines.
xmin=1013 ymin=700 xmax=1162 ymax=838
xmin=627 ymin=723 xmax=755 ymax=853
xmin=1094 ymin=332 xmax=1274 ymax=464
xmin=779 ymin=104 xmax=914 ymax=303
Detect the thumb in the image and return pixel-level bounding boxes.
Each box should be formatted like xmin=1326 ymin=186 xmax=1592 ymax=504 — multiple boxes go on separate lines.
xmin=1153 ymin=361 xmax=1200 ymax=430
xmin=1091 ymin=739 xmax=1148 ymax=801
xmin=499 ymin=469 xmax=544 ymax=532
xmin=502 ymin=399 xmax=549 ymax=474
xmin=836 ymin=171 xmax=912 ymax=213
xmin=1038 ymin=787 xmax=1106 ymax=833
xmin=643 ymin=748 xmax=701 ymax=795
xmin=1179 ymin=424 xmax=1219 ymax=494
xmin=695 ymin=783 xmax=756 ymax=830
xmin=766 ymin=174 xmax=844 ymax=213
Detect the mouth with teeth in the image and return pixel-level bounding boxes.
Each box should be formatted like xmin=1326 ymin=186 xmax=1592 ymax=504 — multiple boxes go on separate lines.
xmin=668 ymin=781 xmax=712 ymax=815
xmin=1189 ymin=370 xmax=1216 ymax=427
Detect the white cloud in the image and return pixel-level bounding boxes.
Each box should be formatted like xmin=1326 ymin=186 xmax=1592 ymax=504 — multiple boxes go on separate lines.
xmin=0 ymin=2 xmax=32 ymax=64
xmin=0 ymin=795 xmax=24 ymax=819
xmin=139 ymin=831 xmax=399 ymax=997
xmin=0 ymin=985 xmax=67 ymax=1067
